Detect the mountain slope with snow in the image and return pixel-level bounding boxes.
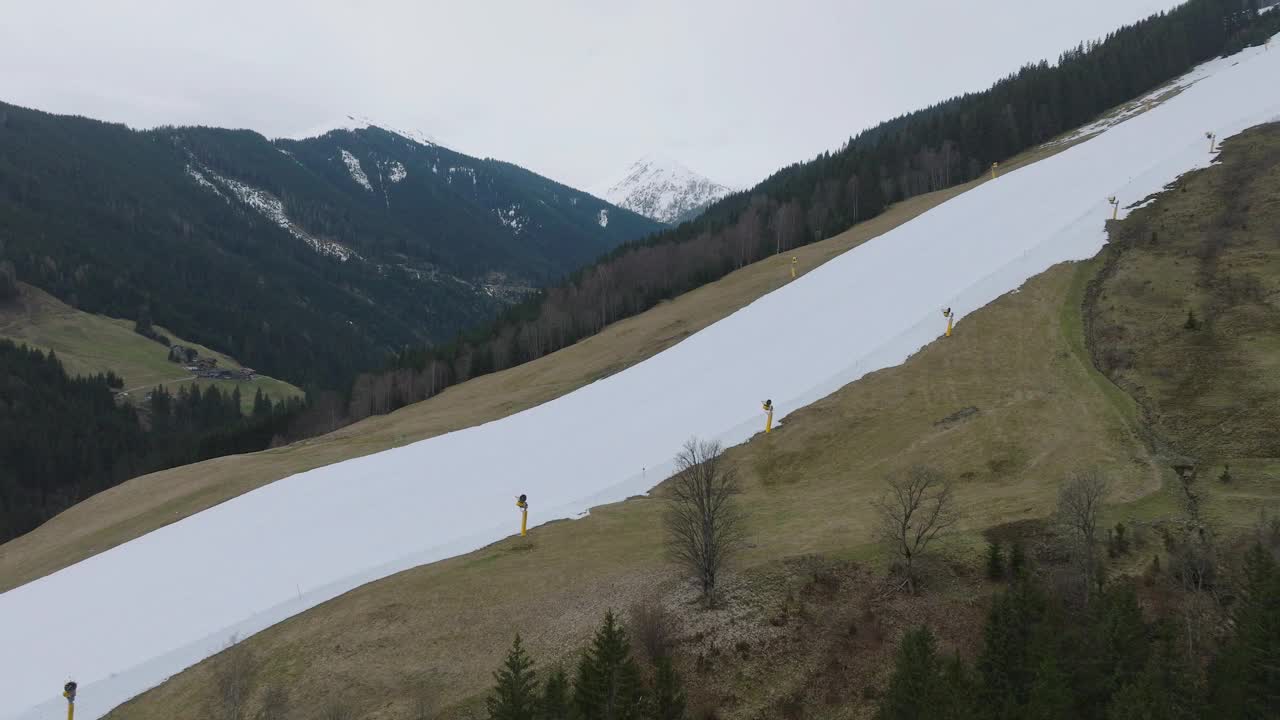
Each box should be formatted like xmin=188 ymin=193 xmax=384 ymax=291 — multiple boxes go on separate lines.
xmin=596 ymin=155 xmax=734 ymax=224
xmin=0 ymin=108 xmax=661 ymax=388
xmin=3 ymin=36 xmax=1280 ymax=720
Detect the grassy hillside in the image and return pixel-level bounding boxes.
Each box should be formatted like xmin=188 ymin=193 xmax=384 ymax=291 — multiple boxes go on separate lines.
xmin=105 ymin=124 xmax=1280 ymax=720
xmin=0 ymin=283 xmax=301 ymax=413
xmin=1086 ymin=121 xmax=1280 ymax=515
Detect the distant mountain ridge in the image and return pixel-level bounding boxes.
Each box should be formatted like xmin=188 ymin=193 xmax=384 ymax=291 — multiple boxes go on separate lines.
xmin=0 ymin=103 xmax=661 ymax=388
xmin=595 ymin=155 xmax=733 ymax=224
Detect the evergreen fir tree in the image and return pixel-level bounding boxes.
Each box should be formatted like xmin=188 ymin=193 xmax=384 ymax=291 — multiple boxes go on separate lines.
xmin=1009 ymin=541 xmax=1027 ymax=579
xmin=987 ymin=540 xmax=1005 ymax=580
xmin=572 ymin=611 xmax=645 ymax=720
xmin=0 ymin=260 xmax=18 ymax=302
xmin=1080 ymin=585 xmax=1150 ymax=714
xmin=539 ymin=668 xmax=571 ymax=720
xmin=876 ymin=626 xmax=943 ymax=720
xmin=1207 ymin=544 xmax=1280 ymax=718
xmin=936 ymin=652 xmax=979 ymax=720
xmin=488 ymin=635 xmax=539 ymax=720
xmin=135 ymin=303 xmax=154 ymax=337
xmin=1025 ymin=650 xmax=1074 ymax=720
xmin=253 ymin=388 xmax=272 ymax=418
xmin=1108 ymin=636 xmax=1203 ymax=720
xmin=649 ymin=657 xmax=687 ymax=720
xmin=977 ymin=580 xmax=1046 ymax=719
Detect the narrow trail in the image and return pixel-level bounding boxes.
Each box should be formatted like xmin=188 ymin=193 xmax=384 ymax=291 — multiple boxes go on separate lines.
xmin=1070 ymin=260 xmax=1167 ymax=502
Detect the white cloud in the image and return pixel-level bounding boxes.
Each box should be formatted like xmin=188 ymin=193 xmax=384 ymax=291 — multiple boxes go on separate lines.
xmin=0 ymin=0 xmax=1184 ymax=189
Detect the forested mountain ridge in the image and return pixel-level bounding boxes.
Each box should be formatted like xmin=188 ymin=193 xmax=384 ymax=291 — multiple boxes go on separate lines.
xmin=367 ymin=0 xmax=1280 ymax=415
xmin=0 ymin=106 xmax=660 ymax=389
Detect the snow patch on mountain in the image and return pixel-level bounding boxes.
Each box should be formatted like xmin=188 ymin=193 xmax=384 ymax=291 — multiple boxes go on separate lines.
xmin=184 ymin=165 xmax=225 ymax=200
xmin=597 ymin=209 xmax=609 ymax=228
xmin=387 ymin=161 xmax=407 ymax=183
xmin=340 ymin=149 xmax=373 ymax=191
xmin=495 ymin=205 xmax=527 ymax=234
xmin=595 ymin=155 xmax=733 ymax=224
xmin=448 ymin=166 xmax=477 ymax=186
xmin=195 ymin=165 xmax=359 ymax=262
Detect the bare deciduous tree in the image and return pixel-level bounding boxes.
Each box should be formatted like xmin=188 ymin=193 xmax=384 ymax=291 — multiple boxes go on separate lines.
xmin=629 ymin=600 xmax=675 ymax=665
xmin=1057 ymin=469 xmax=1109 ymax=604
xmin=665 ymin=439 xmax=746 ymax=608
xmin=255 ymin=685 xmax=289 ymax=720
xmin=211 ymin=635 xmax=257 ymax=720
xmin=874 ymin=466 xmax=957 ymax=592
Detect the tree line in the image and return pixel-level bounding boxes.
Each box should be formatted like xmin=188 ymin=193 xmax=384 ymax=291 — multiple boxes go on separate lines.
xmin=875 ymin=540 xmax=1280 ymax=719
xmin=0 ymin=260 xmax=16 ymax=301
xmin=341 ymin=0 xmax=1280 ymax=427
xmin=0 ymin=338 xmax=301 ymax=541
xmin=484 ymin=610 xmax=687 ymax=720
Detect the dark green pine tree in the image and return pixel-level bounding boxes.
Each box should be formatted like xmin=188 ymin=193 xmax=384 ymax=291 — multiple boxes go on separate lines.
xmin=649 ymin=656 xmax=687 ymax=720
xmin=936 ymin=651 xmax=979 ymax=720
xmin=539 ymin=668 xmax=571 ymax=720
xmin=876 ymin=626 xmax=944 ymax=720
xmin=135 ymin=302 xmax=154 ymax=337
xmin=1025 ymin=648 xmax=1074 ymax=720
xmin=1009 ymin=541 xmax=1027 ymax=579
xmin=987 ymin=541 xmax=1005 ymax=580
xmin=977 ymin=580 xmax=1047 ymax=719
xmin=252 ymin=388 xmax=272 ymax=418
xmin=1078 ymin=585 xmax=1150 ymax=715
xmin=1108 ymin=635 xmax=1204 ymax=720
xmin=488 ymin=634 xmax=539 ymax=720
xmin=0 ymin=260 xmax=18 ymax=301
xmin=1207 ymin=544 xmax=1280 ymax=718
xmin=572 ymin=611 xmax=645 ymax=720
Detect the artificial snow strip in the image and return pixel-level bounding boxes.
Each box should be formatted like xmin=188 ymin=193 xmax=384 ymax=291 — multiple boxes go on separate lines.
xmin=2 ymin=37 xmax=1279 ymax=720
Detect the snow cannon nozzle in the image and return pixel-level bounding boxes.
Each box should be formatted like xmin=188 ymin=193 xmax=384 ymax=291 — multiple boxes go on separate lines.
xmin=63 ymin=681 xmax=77 ymax=701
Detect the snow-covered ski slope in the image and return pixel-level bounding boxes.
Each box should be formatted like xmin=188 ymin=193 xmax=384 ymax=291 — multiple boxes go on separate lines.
xmin=3 ymin=39 xmax=1279 ymax=720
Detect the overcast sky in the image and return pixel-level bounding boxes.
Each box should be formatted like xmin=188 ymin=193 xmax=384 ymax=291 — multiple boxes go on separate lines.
xmin=1 ymin=0 xmax=1185 ymax=190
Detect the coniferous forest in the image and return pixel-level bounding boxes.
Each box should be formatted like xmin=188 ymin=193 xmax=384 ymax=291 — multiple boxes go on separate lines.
xmin=874 ymin=542 xmax=1280 ymax=720
xmin=471 ymin=540 xmax=1280 ymax=719
xmin=363 ymin=0 xmax=1280 ymax=423
xmin=0 ymin=339 xmax=300 ymax=541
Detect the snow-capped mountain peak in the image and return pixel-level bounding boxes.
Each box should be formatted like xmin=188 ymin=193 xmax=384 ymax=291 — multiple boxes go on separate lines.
xmin=287 ymin=115 xmax=440 ymax=148
xmin=594 ymin=155 xmax=733 ymax=225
